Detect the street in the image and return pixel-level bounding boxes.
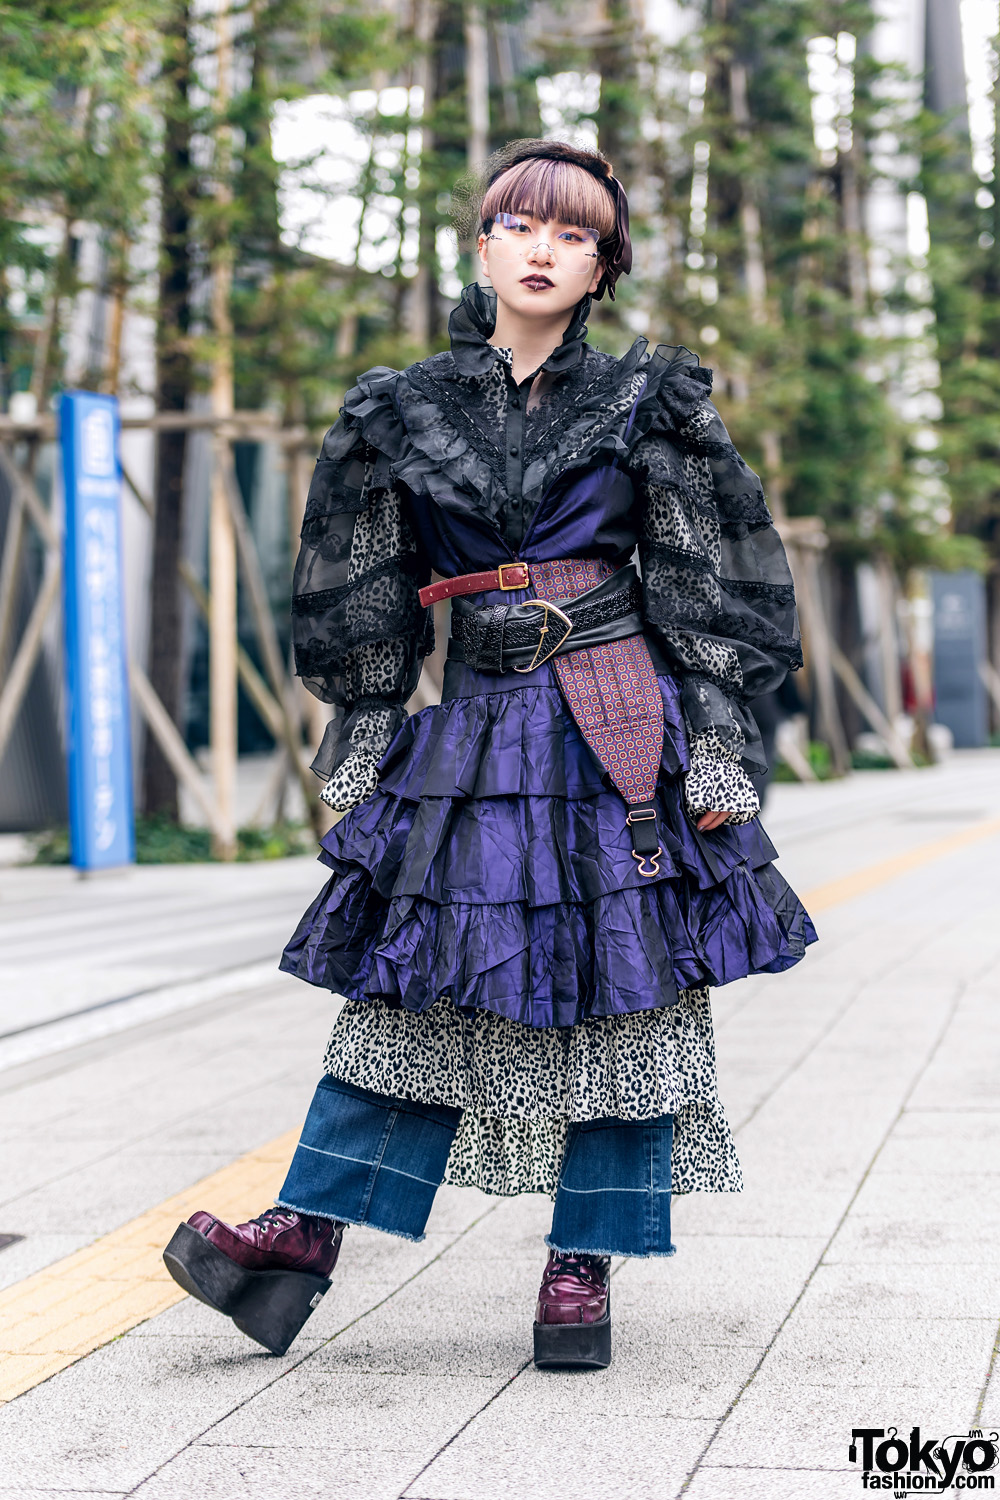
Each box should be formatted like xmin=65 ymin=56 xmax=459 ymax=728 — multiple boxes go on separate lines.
xmin=1 ymin=752 xmax=999 ymax=1499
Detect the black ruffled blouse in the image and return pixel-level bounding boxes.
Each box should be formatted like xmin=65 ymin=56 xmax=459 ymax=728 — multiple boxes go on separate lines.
xmin=292 ymin=284 xmax=802 ymax=783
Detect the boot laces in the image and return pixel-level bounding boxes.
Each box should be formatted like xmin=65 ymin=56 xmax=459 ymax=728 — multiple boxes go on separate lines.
xmin=249 ymin=1207 xmax=297 ymax=1229
xmin=250 ymin=1207 xmax=342 ymax=1238
xmin=546 ymin=1253 xmax=608 ymax=1288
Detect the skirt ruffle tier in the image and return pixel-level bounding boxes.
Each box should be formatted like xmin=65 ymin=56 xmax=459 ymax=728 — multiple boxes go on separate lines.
xmin=323 ymin=988 xmax=743 ymax=1198
xmin=281 ymin=677 xmax=816 ymax=1030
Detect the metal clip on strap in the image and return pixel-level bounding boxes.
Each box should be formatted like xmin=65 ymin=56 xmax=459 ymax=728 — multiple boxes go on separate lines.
xmin=626 ymin=803 xmax=662 ymax=878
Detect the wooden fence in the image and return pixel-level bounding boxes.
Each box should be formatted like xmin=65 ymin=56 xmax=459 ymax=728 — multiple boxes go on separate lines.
xmin=0 ymin=410 xmax=331 ymax=856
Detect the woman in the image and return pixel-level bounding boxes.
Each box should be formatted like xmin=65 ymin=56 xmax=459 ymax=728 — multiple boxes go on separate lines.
xmin=164 ymin=139 xmax=815 ymax=1370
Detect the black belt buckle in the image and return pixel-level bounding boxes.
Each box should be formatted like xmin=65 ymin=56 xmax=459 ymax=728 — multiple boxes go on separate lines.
xmin=513 ymin=599 xmax=575 ymax=673
xmin=626 ymin=804 xmax=662 ymax=878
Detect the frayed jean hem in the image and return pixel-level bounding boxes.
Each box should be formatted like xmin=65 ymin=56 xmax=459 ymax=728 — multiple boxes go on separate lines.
xmin=544 ymin=1234 xmax=677 ymax=1259
xmin=273 ymin=1198 xmax=426 ymax=1244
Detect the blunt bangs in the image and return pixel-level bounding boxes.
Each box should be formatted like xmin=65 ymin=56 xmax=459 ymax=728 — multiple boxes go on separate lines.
xmin=481 ymin=158 xmax=616 ymax=242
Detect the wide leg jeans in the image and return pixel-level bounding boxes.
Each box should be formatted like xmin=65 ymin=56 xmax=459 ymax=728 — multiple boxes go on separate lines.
xmin=277 ymin=1077 xmax=675 ymax=1259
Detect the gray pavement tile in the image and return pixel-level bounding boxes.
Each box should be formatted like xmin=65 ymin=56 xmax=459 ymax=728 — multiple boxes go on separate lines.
xmin=872 ymin=1112 xmax=1000 ymax=1175
xmin=678 ymin=1183 xmax=850 ymax=1240
xmin=315 ymin=1297 xmax=532 ymax=1378
xmin=0 ymin=1233 xmax=86 ymax=1291
xmin=420 ymin=1184 xmax=498 ymax=1235
xmin=976 ymin=1362 xmax=1000 ymax=1428
xmin=759 ymin=1313 xmax=995 ymax=1392
xmin=399 ymin=1410 xmax=714 ymax=1500
xmin=0 ymin=1334 xmax=308 ymax=1491
xmin=0 ymin=1139 xmax=120 ymax=1206
xmin=3 ymin=1152 xmax=239 ymax=1235
xmin=200 ymin=1370 xmax=500 ymax=1449
xmin=684 ymin=1466 xmax=864 ymax=1499
xmin=332 ymin=1223 xmax=497 ymax=1295
xmin=828 ymin=1212 xmax=1000 ymax=1266
xmin=846 ymin=1169 xmax=1000 ymax=1227
xmin=698 ymin=1380 xmax=969 ymax=1470
xmin=130 ymin=1444 xmax=424 ymax=1500
xmin=491 ymin=1337 xmax=765 ymax=1421
xmin=0 ymin=1492 xmax=130 ymax=1499
xmin=911 ymin=1058 xmax=1000 ymax=1113
xmin=609 ymin=1241 xmax=820 ymax=1351
xmin=624 ymin=1232 xmax=824 ymax=1316
xmin=801 ymin=1261 xmax=1000 ymax=1321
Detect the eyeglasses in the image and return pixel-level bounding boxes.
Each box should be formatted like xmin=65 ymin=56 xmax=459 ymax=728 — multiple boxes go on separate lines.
xmin=486 ymin=213 xmax=601 ymax=276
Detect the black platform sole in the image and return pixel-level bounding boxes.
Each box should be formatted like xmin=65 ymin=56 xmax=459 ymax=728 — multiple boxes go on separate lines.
xmin=162 ymin=1221 xmax=331 ymax=1356
xmin=533 ymin=1305 xmax=612 ymax=1370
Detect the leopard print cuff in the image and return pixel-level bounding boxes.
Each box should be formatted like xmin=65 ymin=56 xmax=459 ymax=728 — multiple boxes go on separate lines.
xmin=684 ymin=728 xmax=760 ymax=826
xmin=319 ymin=748 xmax=381 ymax=812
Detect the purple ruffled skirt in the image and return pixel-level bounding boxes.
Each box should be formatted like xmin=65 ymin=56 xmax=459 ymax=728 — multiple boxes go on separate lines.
xmin=281 ymin=666 xmax=816 ymax=1029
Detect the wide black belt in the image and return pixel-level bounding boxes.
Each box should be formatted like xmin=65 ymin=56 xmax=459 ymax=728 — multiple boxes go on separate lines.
xmin=447 ymin=565 xmax=643 ymax=674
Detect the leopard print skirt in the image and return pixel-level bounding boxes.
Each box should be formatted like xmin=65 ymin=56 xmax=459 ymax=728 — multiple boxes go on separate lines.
xmin=322 ymin=988 xmax=742 ymax=1199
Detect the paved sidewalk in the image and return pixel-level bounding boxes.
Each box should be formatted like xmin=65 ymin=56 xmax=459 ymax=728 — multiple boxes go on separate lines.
xmin=1 ymin=752 xmax=999 ymax=1499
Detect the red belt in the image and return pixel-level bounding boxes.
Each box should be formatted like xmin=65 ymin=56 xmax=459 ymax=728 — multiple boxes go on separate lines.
xmin=419 ymin=562 xmax=530 ymax=608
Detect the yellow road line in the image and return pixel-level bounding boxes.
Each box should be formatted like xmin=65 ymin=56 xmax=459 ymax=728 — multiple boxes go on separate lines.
xmin=800 ymin=815 xmax=1000 ymax=913
xmin=0 ymin=1130 xmax=298 ymax=1404
xmin=2 ymin=812 xmax=999 ymax=1406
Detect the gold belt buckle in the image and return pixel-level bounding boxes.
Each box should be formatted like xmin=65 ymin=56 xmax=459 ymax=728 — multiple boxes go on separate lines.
xmin=498 ymin=562 xmax=528 ymax=590
xmin=513 ymin=599 xmax=575 ymax=673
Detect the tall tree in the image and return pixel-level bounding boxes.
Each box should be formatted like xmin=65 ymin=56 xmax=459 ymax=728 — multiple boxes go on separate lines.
xmin=144 ymin=0 xmax=194 ymax=818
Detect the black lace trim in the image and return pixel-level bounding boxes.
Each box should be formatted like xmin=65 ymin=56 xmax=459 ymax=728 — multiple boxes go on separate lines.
xmin=291 ymin=557 xmax=420 ymax=618
xmin=644 ymin=601 xmax=800 ymax=664
xmin=405 ymin=365 xmax=508 ymax=498
xmin=724 ymin=578 xmax=796 ymax=606
xmin=304 ymin=458 xmax=368 ymax=519
xmin=719 ymin=516 xmax=774 ymax=539
xmin=679 ymin=436 xmax=738 ymax=460
xmin=294 ymin=613 xmax=427 ymax=678
xmin=642 ymin=550 xmax=797 ymax=610
xmin=711 ymin=613 xmax=802 ymax=664
xmin=521 ymin=355 xmax=622 ymax=463
xmin=643 ymin=539 xmax=716 ymax=573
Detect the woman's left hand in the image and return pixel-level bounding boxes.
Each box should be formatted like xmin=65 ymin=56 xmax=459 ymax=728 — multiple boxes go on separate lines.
xmin=696 ymin=810 xmax=732 ymax=832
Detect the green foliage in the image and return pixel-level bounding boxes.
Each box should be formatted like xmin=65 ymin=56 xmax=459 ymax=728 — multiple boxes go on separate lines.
xmin=633 ymin=0 xmax=965 ymax=573
xmin=916 ymin=85 xmax=1000 ymax=572
xmin=774 ymin=739 xmax=835 ymax=781
xmin=0 ymin=0 xmax=159 ymax=398
xmin=3 ymin=0 xmax=989 ymax=615
xmin=27 ymin=816 xmax=313 ymax=865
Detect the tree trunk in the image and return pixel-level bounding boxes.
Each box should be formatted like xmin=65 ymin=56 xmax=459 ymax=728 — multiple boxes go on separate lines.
xmin=464 ymin=3 xmax=489 ymax=172
xmin=406 ymin=0 xmax=440 ymax=347
xmin=594 ymin=0 xmax=639 ymax=178
xmin=208 ymin=0 xmax=238 ymax=858
xmin=144 ymin=1 xmax=192 ymax=819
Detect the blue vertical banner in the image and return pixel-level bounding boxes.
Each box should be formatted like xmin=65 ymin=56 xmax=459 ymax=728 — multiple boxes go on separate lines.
xmin=61 ymin=391 xmax=135 ymax=870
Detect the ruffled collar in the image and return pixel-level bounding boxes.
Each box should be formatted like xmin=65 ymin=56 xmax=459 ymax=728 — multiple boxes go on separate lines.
xmin=448 ymin=283 xmax=592 ymax=378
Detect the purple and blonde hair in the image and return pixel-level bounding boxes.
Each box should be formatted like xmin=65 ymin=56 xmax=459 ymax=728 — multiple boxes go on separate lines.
xmin=473 ymin=139 xmax=633 ymax=300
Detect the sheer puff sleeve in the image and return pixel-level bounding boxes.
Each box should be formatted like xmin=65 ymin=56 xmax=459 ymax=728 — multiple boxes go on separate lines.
xmin=291 ymin=400 xmax=433 ymax=807
xmin=629 ymin=352 xmax=802 ymax=804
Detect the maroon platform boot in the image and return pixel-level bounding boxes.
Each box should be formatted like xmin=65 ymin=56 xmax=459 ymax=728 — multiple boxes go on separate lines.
xmin=533 ymin=1250 xmax=612 ymax=1370
xmin=163 ymin=1207 xmax=343 ymax=1355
